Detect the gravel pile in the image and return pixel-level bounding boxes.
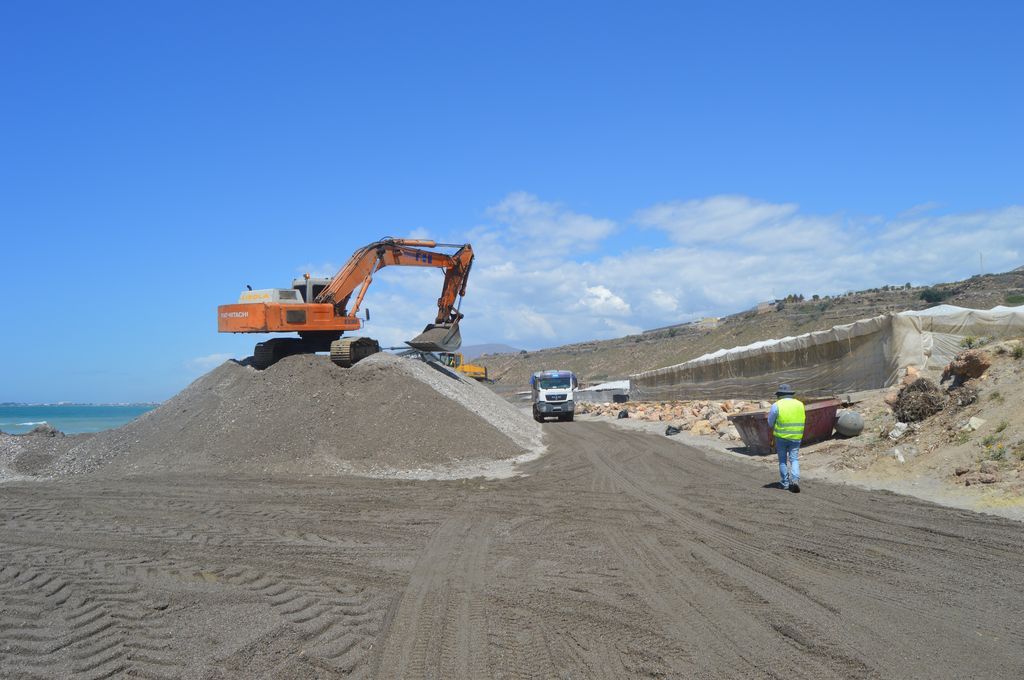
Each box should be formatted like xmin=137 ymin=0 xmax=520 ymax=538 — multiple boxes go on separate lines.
xmin=5 ymin=353 xmax=542 ymax=479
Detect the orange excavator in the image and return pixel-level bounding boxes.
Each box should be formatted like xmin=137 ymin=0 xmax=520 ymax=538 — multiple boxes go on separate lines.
xmin=218 ymin=238 xmax=474 ymax=369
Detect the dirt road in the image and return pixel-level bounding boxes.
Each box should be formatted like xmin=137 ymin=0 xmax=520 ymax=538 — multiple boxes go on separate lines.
xmin=2 ymin=422 xmax=1022 ymax=679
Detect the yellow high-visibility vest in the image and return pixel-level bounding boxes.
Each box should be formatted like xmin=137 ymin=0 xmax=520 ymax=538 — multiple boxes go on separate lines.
xmin=773 ymin=398 xmax=806 ymax=441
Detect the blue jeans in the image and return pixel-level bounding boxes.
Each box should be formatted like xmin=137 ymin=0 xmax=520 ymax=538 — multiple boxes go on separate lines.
xmin=776 ymin=438 xmax=801 ymax=488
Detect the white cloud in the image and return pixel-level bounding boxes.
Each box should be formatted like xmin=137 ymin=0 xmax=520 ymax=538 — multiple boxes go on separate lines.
xmin=504 ymin=304 xmax=557 ymax=340
xmin=296 ymin=261 xmax=339 ymax=279
xmin=649 ymin=288 xmax=679 ymax=313
xmin=634 ymin=195 xmax=799 ymax=244
xmin=485 ymin=191 xmax=616 ymax=254
xmin=577 ymin=285 xmax=631 ymax=316
xmin=277 ymin=193 xmax=1023 ymax=355
xmin=185 ymin=353 xmax=235 ymax=372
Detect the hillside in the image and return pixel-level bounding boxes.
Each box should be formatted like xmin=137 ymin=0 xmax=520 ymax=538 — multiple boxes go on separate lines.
xmin=481 ymin=270 xmax=1024 ymax=391
xmin=460 ymin=343 xmax=523 ymax=360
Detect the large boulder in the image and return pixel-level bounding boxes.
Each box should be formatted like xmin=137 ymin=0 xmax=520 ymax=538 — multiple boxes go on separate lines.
xmin=717 ymin=423 xmax=742 ymax=441
xmin=690 ymin=419 xmax=715 ymax=436
xmin=27 ymin=424 xmax=63 ymax=438
xmin=708 ymin=411 xmax=728 ymax=429
xmin=941 ymin=349 xmax=992 ymax=385
xmin=835 ymin=410 xmax=865 ymax=437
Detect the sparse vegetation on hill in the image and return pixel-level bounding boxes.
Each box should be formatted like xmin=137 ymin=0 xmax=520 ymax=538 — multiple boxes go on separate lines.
xmin=483 ymin=269 xmax=1024 ymax=390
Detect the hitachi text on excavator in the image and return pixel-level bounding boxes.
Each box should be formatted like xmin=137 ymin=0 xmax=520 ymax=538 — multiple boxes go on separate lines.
xmin=218 ymin=238 xmax=474 ymax=369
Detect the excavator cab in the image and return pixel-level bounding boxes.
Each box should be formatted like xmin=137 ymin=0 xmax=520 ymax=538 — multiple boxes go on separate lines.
xmin=292 ymin=276 xmax=332 ymax=302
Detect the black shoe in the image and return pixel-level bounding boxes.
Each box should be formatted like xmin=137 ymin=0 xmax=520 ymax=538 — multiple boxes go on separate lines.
xmin=789 ymin=482 xmax=801 ymax=493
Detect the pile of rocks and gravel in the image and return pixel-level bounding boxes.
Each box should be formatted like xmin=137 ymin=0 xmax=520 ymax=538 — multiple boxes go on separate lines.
xmin=1 ymin=425 xmax=88 ymax=481
xmin=3 ymin=353 xmax=543 ymax=479
xmin=577 ymin=399 xmax=756 ymax=442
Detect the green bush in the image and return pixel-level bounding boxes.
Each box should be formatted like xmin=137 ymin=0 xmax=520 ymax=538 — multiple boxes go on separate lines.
xmin=1013 ymin=344 xmax=1024 ymax=360
xmin=919 ymin=287 xmax=950 ymax=303
xmin=961 ymin=336 xmax=977 ymax=349
xmin=1005 ymin=293 xmax=1024 ymax=305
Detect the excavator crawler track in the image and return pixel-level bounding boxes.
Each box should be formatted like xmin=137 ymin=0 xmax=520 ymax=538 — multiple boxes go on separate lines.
xmin=252 ymin=337 xmax=334 ymax=370
xmin=252 ymin=339 xmax=290 ymax=370
xmin=330 ymin=337 xmax=381 ymax=368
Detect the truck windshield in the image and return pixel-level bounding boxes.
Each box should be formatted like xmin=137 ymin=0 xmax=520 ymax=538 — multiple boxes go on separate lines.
xmin=538 ymin=377 xmax=572 ymax=390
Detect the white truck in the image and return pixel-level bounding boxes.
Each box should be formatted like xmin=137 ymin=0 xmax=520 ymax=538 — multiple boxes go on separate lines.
xmin=530 ymin=370 xmax=578 ymax=422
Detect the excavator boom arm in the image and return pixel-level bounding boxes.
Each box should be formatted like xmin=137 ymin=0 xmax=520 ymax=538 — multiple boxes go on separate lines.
xmin=314 ymin=238 xmax=474 ymax=323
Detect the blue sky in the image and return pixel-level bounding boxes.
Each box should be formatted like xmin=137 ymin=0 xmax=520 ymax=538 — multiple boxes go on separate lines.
xmin=2 ymin=1 xmax=1022 ymax=402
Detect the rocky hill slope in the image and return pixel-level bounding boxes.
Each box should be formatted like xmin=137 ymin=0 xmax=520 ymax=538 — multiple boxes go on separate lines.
xmin=482 ymin=270 xmax=1024 ymax=391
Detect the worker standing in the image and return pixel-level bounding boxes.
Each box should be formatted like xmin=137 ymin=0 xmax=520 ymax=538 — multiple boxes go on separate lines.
xmin=768 ymin=383 xmax=805 ymax=493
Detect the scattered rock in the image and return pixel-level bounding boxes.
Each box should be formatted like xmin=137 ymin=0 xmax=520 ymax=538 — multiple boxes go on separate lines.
xmin=954 ymin=466 xmax=971 ymax=476
xmin=948 ymin=383 xmax=978 ymax=407
xmin=717 ymin=424 xmax=741 ymax=441
xmin=978 ymin=473 xmax=999 ymax=484
xmin=941 ymin=349 xmax=992 ymax=385
xmin=708 ymin=412 xmax=728 ymax=429
xmin=690 ymin=420 xmax=715 ymax=436
xmin=889 ymin=422 xmax=910 ymax=441
xmin=979 ymin=460 xmax=1000 ymax=475
xmin=27 ymin=424 xmax=63 ymax=438
xmin=700 ymin=404 xmax=724 ymax=420
xmin=892 ymin=445 xmax=918 ymax=463
xmin=901 ymin=366 xmax=921 ymax=386
xmin=617 ymin=409 xmax=629 ymax=419
xmin=665 ymin=425 xmax=681 ymax=436
xmin=960 ymin=416 xmax=986 ymax=432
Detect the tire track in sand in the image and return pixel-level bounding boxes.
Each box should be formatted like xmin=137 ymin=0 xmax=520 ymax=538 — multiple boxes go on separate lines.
xmin=373 ymin=513 xmax=495 ymax=679
xmin=588 ymin=439 xmax=877 ymax=679
xmin=0 ymin=546 xmax=180 ymax=680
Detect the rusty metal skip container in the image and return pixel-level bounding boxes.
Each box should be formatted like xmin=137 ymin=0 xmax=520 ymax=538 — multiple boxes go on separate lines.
xmin=727 ymin=398 xmax=840 ymax=455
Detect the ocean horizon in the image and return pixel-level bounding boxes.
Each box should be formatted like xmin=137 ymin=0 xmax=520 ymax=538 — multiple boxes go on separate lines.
xmin=0 ymin=404 xmax=157 ymax=435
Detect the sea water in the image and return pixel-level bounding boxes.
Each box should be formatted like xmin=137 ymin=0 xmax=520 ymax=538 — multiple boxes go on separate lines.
xmin=0 ymin=405 xmax=157 ymax=435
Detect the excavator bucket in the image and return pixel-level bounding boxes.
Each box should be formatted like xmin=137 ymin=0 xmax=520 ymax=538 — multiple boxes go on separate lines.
xmin=406 ymin=322 xmax=462 ymax=352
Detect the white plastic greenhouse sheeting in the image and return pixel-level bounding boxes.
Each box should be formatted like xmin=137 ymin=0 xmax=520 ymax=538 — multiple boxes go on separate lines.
xmin=576 ymin=380 xmax=630 ymax=403
xmin=630 ymin=305 xmax=1024 ymax=401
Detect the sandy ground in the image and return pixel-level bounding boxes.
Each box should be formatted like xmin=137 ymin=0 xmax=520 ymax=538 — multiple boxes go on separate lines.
xmin=585 ymin=344 xmax=1024 ymax=524
xmin=597 ymin=411 xmax=1024 ymax=523
xmin=1 ymin=421 xmax=1022 ymax=679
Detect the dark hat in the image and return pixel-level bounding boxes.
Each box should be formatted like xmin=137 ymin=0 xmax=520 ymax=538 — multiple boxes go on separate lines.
xmin=775 ymin=383 xmax=795 ymax=396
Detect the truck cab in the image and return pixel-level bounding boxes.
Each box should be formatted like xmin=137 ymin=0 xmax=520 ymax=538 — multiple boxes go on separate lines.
xmin=530 ymin=370 xmax=578 ymax=422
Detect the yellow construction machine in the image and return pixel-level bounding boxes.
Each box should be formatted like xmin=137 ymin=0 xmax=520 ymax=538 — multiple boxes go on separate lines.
xmin=438 ymin=352 xmax=490 ymax=382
